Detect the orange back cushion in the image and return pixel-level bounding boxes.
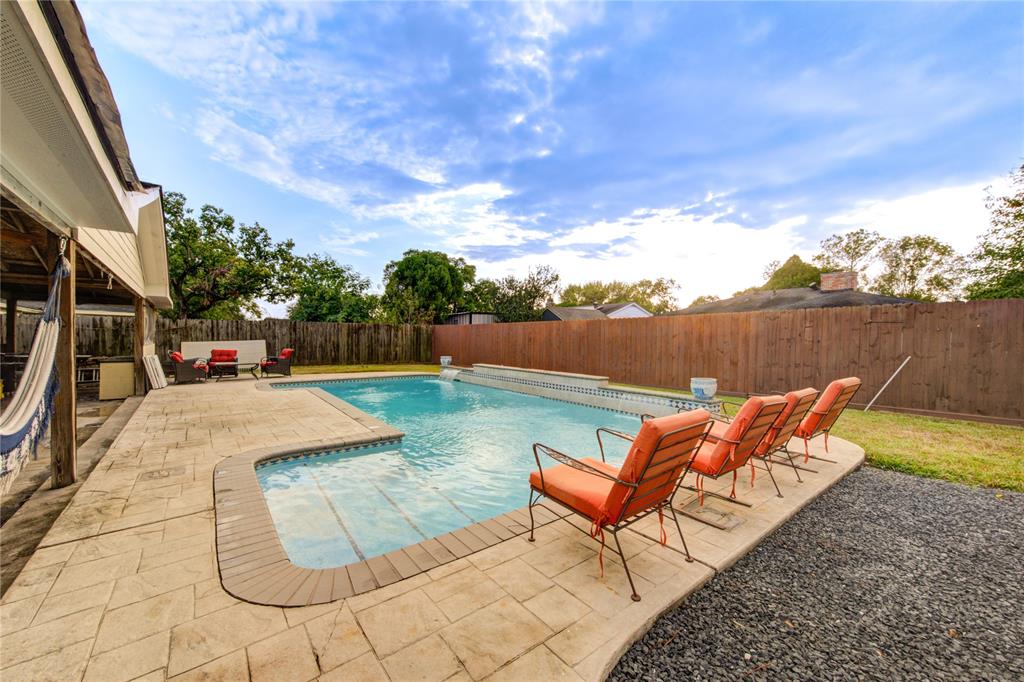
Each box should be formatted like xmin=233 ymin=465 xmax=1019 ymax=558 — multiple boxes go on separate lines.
xmin=798 ymin=377 xmax=861 ymax=437
xmin=703 ymin=395 xmax=787 ymax=473
xmin=602 ymin=409 xmax=710 ymax=522
xmin=757 ymin=387 xmax=818 ymax=455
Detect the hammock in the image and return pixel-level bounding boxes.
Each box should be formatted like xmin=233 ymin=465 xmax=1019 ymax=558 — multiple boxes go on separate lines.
xmin=0 ymin=244 xmax=70 ymax=496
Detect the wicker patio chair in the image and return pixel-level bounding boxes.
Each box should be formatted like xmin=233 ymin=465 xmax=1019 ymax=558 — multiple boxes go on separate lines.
xmin=794 ymin=377 xmax=862 ymax=463
xmin=259 ymin=348 xmax=295 ymax=378
xmin=168 ymin=351 xmax=208 ymax=384
xmin=528 ymin=409 xmax=712 ymax=602
xmin=207 ymin=348 xmax=239 ymax=379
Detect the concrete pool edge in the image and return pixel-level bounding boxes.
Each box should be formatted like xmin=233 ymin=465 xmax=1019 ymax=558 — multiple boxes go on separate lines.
xmin=213 ymin=430 xmax=574 ymax=607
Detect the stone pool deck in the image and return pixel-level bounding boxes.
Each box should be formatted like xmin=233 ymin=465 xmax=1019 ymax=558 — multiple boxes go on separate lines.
xmin=0 ymin=373 xmax=864 ymax=681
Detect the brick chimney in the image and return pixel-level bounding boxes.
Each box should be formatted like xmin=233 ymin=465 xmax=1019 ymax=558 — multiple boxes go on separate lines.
xmin=820 ymin=271 xmax=857 ymax=292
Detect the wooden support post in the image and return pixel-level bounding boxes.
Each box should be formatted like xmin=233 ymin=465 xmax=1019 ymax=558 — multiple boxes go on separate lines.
xmin=2 ymin=295 xmax=18 ymax=394
xmin=134 ymin=296 xmax=147 ymax=395
xmin=50 ymin=234 xmax=77 ymax=488
xmin=4 ymin=295 xmax=17 ymax=354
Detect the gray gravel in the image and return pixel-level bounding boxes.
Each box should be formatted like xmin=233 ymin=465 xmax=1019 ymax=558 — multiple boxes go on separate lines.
xmin=611 ymin=467 xmax=1024 ymax=681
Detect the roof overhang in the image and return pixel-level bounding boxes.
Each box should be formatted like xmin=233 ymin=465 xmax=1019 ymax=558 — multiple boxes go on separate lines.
xmin=1 ymin=1 xmax=136 ymax=234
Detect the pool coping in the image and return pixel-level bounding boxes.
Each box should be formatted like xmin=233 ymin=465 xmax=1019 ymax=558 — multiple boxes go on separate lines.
xmin=213 ymin=431 xmax=571 ymax=608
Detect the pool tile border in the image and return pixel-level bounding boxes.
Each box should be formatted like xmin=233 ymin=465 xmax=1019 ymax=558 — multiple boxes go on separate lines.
xmin=214 ymin=434 xmax=570 ymax=607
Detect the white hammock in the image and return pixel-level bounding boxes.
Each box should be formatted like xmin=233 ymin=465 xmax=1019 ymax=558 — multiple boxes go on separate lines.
xmin=0 ymin=249 xmax=70 ymax=496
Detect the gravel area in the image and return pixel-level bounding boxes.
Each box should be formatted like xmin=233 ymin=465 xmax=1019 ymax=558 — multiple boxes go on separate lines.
xmin=612 ymin=467 xmax=1024 ymax=681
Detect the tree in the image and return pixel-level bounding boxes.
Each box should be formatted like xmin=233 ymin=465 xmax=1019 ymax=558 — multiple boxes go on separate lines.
xmin=813 ymin=228 xmax=884 ymax=283
xmin=559 ymin=278 xmax=678 ymax=314
xmin=689 ymin=295 xmax=720 ymax=307
xmin=966 ymin=165 xmax=1024 ymax=300
xmin=872 ymin=235 xmax=964 ymax=301
xmin=287 ymin=254 xmax=377 ymax=322
xmin=380 ymin=250 xmax=476 ymax=323
xmin=163 ymin=192 xmax=297 ymax=319
xmin=467 ymin=265 xmax=560 ymax=322
xmin=762 ymin=255 xmax=822 ymax=290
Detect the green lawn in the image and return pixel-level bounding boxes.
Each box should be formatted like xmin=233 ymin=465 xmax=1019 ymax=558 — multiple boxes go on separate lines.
xmin=287 ymin=366 xmax=1023 ymax=492
xmin=617 ymin=383 xmax=1024 ymax=492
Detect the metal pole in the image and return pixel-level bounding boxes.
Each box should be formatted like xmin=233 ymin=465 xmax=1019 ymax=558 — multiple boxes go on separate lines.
xmin=864 ymin=356 xmax=911 ymax=412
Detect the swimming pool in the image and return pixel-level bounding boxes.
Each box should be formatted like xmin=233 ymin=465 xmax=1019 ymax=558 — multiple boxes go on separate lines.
xmin=257 ymin=377 xmax=642 ymax=568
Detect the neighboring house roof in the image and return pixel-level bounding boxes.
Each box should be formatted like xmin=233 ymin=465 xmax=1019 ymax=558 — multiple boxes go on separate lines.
xmin=543 ymin=306 xmax=608 ymax=321
xmin=670 ymin=288 xmax=917 ymax=315
xmin=596 ymin=302 xmax=652 ymax=316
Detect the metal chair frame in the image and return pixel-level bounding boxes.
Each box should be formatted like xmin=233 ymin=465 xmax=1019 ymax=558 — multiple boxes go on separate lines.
xmin=678 ymin=398 xmax=787 ymax=509
xmin=528 ymin=418 xmax=711 ymax=602
xmin=797 ymin=381 xmax=861 ymax=464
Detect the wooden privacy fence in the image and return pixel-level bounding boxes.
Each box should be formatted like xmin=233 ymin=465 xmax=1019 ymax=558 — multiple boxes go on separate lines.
xmin=433 ymin=300 xmax=1024 ymax=423
xmin=2 ymin=316 xmax=433 ymax=366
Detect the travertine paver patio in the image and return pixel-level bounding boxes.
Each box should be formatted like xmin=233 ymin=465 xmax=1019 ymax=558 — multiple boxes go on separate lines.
xmin=0 ymin=373 xmax=864 ymax=681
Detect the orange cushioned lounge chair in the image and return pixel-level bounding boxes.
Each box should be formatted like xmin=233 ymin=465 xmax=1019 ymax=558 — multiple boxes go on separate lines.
xmin=705 ymin=387 xmax=820 ymax=491
xmin=679 ymin=395 xmax=788 ymax=513
xmin=528 ymin=409 xmax=712 ymax=602
xmin=794 ymin=377 xmax=861 ymax=463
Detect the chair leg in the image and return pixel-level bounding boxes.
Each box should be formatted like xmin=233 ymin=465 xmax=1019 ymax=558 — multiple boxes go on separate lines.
xmin=527 ymin=490 xmax=537 ymax=542
xmin=763 ymin=457 xmax=783 ymax=498
xmin=667 ymin=503 xmax=693 ymax=562
xmin=782 ymin=446 xmax=805 ymax=482
xmin=612 ymin=530 xmax=641 ymax=602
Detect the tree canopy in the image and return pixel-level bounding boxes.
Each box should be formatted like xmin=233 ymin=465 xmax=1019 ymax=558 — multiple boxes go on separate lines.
xmin=467 ymin=265 xmax=560 ymax=322
xmin=163 ymin=192 xmax=298 ymax=319
xmin=966 ymin=164 xmax=1024 ymax=300
xmin=287 ymin=254 xmax=377 ymax=323
xmin=380 ymin=250 xmax=476 ymax=323
xmin=813 ymin=228 xmax=884 ymax=281
xmin=762 ymin=255 xmax=822 ymax=290
xmin=873 ymin=235 xmax=963 ymax=301
xmin=559 ymin=278 xmax=678 ymax=314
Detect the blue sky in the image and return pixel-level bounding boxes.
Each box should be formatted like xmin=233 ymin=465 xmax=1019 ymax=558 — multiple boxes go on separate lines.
xmin=80 ymin=1 xmax=1022 ymax=312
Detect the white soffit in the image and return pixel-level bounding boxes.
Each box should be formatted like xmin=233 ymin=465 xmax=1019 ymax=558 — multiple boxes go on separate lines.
xmin=0 ymin=4 xmax=134 ymax=234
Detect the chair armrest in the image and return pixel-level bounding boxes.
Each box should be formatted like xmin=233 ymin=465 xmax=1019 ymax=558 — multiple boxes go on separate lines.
xmin=640 ymin=413 xmax=657 ymax=423
xmin=532 ymin=443 xmax=633 ymax=492
xmin=595 ymin=427 xmax=635 ymax=462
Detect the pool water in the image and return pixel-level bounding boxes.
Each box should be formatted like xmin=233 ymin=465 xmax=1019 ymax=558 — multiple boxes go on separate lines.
xmin=257 ymin=377 xmax=642 ymax=568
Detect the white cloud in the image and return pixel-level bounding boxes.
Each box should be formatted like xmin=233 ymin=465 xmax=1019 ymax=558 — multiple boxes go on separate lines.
xmin=825 ymin=176 xmax=1006 ymax=254
xmin=364 ymin=183 xmax=547 ymax=249
xmin=476 ymin=206 xmax=809 ymax=308
xmin=321 ymin=227 xmax=381 ymax=258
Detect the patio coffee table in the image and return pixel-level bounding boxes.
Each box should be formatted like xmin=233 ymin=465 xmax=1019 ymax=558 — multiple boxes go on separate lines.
xmin=210 ymin=361 xmax=259 ymax=381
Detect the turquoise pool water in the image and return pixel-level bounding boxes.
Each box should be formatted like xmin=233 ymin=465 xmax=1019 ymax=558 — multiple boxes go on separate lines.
xmin=257 ymin=377 xmax=641 ymax=568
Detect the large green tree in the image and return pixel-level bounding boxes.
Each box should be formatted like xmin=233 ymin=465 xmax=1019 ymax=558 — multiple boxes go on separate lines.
xmin=813 ymin=228 xmax=884 ymax=283
xmin=559 ymin=278 xmax=678 ymax=314
xmin=380 ymin=250 xmax=476 ymax=323
xmin=467 ymin=265 xmax=560 ymax=322
xmin=287 ymin=254 xmax=377 ymax=322
xmin=163 ymin=192 xmax=297 ymax=319
xmin=872 ymin=235 xmax=964 ymax=301
xmin=762 ymin=255 xmax=822 ymax=290
xmin=966 ymin=165 xmax=1024 ymax=300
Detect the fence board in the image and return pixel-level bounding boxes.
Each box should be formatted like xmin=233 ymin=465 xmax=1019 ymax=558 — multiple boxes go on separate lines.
xmin=2 ymin=316 xmax=432 ymax=366
xmin=433 ymin=301 xmax=1024 ymax=422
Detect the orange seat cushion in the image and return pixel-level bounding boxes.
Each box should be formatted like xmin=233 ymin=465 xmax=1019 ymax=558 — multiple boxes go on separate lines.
xmin=796 ymin=377 xmax=860 ymax=438
xmin=529 ymin=464 xmax=614 ymax=522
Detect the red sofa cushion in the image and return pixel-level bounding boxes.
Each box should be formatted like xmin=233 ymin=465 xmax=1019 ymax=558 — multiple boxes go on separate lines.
xmin=209 ymin=349 xmax=238 ymax=363
xmin=170 ymin=351 xmax=184 ymax=363
xmin=279 ymin=348 xmax=294 ymax=359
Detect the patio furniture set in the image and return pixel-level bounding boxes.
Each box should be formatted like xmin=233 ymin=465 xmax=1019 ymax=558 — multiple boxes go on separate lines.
xmin=528 ymin=376 xmax=861 ymax=601
xmin=168 ymin=346 xmax=295 ymax=384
